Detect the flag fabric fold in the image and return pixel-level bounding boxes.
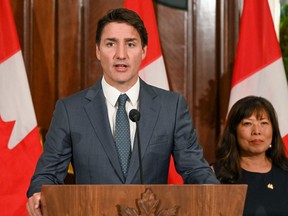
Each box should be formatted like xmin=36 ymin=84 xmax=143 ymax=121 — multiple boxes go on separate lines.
xmin=124 ymin=0 xmax=183 ymax=184
xmin=0 ymin=0 xmax=43 ymax=215
xmin=228 ymin=0 xmax=288 ymax=147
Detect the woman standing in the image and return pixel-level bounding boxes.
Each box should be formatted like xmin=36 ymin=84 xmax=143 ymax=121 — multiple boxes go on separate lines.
xmin=213 ymin=96 xmax=288 ymax=215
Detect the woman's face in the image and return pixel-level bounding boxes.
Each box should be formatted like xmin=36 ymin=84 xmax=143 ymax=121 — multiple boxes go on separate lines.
xmin=236 ymin=111 xmax=273 ymax=157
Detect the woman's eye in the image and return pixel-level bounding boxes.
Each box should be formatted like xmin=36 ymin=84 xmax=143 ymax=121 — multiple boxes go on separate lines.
xmin=243 ymin=122 xmax=251 ymax=126
xmin=261 ymin=121 xmax=269 ymax=125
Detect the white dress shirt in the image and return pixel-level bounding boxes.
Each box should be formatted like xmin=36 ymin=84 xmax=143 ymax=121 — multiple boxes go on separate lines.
xmin=101 ymin=77 xmax=139 ymax=150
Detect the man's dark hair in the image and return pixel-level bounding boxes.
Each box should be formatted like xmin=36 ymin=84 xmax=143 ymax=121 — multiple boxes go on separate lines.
xmin=96 ymin=8 xmax=148 ymax=48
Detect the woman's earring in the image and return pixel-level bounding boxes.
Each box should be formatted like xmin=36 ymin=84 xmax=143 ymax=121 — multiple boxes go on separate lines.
xmin=269 ymin=144 xmax=272 ymax=148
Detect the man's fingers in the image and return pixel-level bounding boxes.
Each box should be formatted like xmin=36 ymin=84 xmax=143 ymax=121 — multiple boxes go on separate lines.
xmin=27 ymin=193 xmax=42 ymax=216
xmin=26 ymin=202 xmax=32 ymax=215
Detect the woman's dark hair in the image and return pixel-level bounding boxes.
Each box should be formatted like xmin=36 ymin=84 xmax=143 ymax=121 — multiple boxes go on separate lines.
xmin=96 ymin=8 xmax=148 ymax=48
xmin=215 ymin=96 xmax=288 ymax=183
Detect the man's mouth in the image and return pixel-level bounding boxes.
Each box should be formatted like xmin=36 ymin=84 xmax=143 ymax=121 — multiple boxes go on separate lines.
xmin=114 ymin=64 xmax=128 ymax=71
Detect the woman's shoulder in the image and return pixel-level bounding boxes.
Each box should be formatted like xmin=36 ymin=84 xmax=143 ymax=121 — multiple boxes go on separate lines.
xmin=272 ymin=163 xmax=288 ymax=176
xmin=210 ymin=162 xmax=220 ymax=174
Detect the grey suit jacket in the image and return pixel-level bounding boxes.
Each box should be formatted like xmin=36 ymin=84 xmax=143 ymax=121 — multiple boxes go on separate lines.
xmin=27 ymin=78 xmax=219 ymax=197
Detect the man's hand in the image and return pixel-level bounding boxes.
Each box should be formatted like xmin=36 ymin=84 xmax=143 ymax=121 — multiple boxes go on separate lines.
xmin=26 ymin=192 xmax=42 ymax=216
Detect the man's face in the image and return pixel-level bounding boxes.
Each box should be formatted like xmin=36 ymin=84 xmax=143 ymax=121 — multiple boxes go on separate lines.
xmin=96 ymin=22 xmax=147 ymax=92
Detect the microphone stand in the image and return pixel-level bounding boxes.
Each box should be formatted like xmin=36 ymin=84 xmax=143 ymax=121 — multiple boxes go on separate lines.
xmin=129 ymin=109 xmax=143 ymax=184
xmin=135 ymin=120 xmax=143 ymax=184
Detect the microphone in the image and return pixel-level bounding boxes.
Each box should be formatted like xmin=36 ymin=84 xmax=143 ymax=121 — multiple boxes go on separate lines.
xmin=129 ymin=109 xmax=140 ymax=122
xmin=129 ymin=109 xmax=143 ymax=184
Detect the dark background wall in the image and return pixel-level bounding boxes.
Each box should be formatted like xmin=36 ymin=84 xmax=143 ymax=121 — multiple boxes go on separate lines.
xmin=10 ymin=0 xmax=240 ymax=164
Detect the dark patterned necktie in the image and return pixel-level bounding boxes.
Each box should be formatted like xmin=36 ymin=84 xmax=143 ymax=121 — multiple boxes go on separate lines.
xmin=115 ymin=94 xmax=131 ymax=177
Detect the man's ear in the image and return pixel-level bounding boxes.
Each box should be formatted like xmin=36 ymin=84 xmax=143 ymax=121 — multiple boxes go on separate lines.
xmin=96 ymin=44 xmax=101 ymax=60
xmin=142 ymin=45 xmax=147 ymax=60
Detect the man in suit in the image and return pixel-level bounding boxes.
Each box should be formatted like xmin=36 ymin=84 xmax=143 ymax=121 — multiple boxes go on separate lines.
xmin=26 ymin=8 xmax=219 ymax=216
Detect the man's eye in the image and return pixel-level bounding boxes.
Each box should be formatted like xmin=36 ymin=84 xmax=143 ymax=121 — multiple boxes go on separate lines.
xmin=128 ymin=43 xmax=135 ymax=47
xmin=106 ymin=42 xmax=114 ymax=47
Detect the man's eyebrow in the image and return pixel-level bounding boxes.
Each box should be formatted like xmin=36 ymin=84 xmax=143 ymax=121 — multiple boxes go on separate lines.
xmin=104 ymin=38 xmax=117 ymax=42
xmin=103 ymin=38 xmax=138 ymax=43
xmin=125 ymin=38 xmax=137 ymax=42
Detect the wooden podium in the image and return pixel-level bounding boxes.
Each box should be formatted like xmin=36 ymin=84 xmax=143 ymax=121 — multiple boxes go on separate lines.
xmin=41 ymin=184 xmax=247 ymax=216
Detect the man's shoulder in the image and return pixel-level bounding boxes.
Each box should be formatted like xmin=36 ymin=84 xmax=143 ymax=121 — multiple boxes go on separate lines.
xmin=140 ymin=79 xmax=180 ymax=98
xmin=57 ymin=81 xmax=102 ymax=106
xmin=60 ymin=88 xmax=89 ymax=102
xmin=64 ymin=81 xmax=101 ymax=99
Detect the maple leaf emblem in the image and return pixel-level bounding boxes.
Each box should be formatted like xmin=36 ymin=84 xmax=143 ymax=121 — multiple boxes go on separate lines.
xmin=0 ymin=115 xmax=42 ymax=215
xmin=117 ymin=188 xmax=179 ymax=216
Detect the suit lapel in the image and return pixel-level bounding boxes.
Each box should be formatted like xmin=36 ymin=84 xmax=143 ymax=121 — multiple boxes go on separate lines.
xmin=84 ymin=81 xmax=125 ymax=182
xmin=126 ymin=80 xmax=161 ymax=183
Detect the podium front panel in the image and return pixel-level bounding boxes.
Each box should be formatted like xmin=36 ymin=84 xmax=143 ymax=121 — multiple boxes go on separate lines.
xmin=41 ymin=184 xmax=247 ymax=216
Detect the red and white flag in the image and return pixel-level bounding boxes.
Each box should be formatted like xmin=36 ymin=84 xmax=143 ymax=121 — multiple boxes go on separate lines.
xmin=228 ymin=0 xmax=288 ymax=147
xmin=0 ymin=0 xmax=43 ymax=215
xmin=124 ymin=0 xmax=183 ymax=183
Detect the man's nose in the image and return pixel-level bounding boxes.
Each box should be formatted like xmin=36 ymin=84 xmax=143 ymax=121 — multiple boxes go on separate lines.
xmin=115 ymin=45 xmax=126 ymax=59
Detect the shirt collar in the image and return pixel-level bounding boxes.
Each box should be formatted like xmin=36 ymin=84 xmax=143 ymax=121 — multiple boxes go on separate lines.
xmin=101 ymin=77 xmax=140 ymax=107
